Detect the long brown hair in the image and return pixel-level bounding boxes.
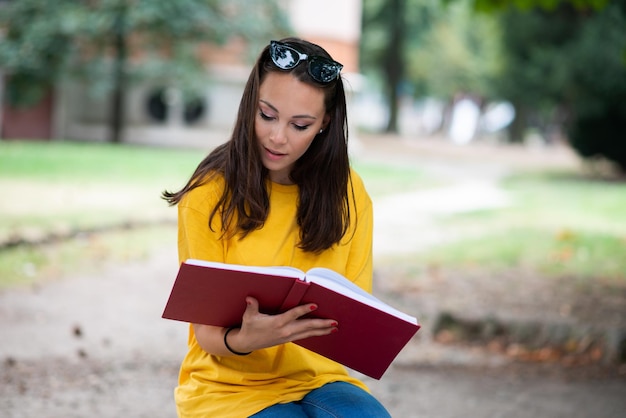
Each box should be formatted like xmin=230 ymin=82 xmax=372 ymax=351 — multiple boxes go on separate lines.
xmin=162 ymin=37 xmax=352 ymax=253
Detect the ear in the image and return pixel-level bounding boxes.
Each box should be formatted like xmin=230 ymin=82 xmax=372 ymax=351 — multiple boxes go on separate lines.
xmin=322 ymin=114 xmax=331 ymax=130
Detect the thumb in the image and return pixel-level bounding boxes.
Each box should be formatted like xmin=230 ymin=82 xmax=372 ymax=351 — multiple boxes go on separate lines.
xmin=244 ymin=296 xmax=260 ymax=316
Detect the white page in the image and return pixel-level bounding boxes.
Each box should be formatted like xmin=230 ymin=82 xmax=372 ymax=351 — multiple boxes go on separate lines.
xmin=185 ymin=259 xmax=305 ymax=280
xmin=305 ymin=268 xmax=418 ymax=324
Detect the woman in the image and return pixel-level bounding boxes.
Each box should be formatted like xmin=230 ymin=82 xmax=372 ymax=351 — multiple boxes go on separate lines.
xmin=163 ymin=38 xmax=391 ymax=418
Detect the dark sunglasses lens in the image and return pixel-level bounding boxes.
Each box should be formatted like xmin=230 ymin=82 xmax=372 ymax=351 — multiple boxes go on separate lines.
xmin=271 ymin=43 xmax=299 ymax=69
xmin=308 ymin=57 xmax=342 ymax=83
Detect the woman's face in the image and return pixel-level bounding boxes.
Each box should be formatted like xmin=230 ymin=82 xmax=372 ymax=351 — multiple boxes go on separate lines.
xmin=255 ymin=71 xmax=329 ymax=185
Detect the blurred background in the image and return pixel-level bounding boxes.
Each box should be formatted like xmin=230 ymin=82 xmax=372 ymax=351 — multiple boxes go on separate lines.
xmin=1 ymin=0 xmax=624 ymax=164
xmin=0 ymin=1 xmax=625 ymax=417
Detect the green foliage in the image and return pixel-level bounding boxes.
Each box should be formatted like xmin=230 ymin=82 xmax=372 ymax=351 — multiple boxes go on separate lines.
xmin=361 ymin=0 xmax=503 ymax=110
xmin=361 ymin=0 xmax=436 ymax=71
xmin=493 ymin=1 xmax=626 ymax=168
xmin=0 ymin=0 xmax=291 ymax=106
xmin=566 ymin=2 xmax=626 ymax=172
xmin=362 ymin=0 xmax=625 ymax=170
xmin=407 ymin=0 xmax=503 ymax=100
xmin=360 ymin=0 xmax=439 ymax=131
xmin=469 ymin=0 xmax=610 ymax=12
xmin=493 ymin=3 xmax=583 ymax=124
xmin=0 ymin=0 xmax=79 ymax=106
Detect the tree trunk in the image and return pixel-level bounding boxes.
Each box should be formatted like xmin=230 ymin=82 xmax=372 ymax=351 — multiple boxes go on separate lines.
xmin=109 ymin=7 xmax=128 ymax=144
xmin=507 ymin=103 xmax=527 ymax=143
xmin=384 ymin=0 xmax=406 ymax=134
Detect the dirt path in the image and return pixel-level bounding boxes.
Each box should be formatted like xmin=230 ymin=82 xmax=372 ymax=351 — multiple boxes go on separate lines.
xmin=1 ymin=246 xmax=624 ymax=418
xmin=0 ymin=247 xmax=185 ymax=417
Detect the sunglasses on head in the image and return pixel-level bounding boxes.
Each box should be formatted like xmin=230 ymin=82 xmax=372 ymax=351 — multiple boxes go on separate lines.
xmin=269 ymin=40 xmax=343 ymax=84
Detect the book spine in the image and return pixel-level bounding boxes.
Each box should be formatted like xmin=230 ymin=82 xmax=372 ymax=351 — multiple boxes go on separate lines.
xmin=278 ymin=280 xmax=310 ymax=311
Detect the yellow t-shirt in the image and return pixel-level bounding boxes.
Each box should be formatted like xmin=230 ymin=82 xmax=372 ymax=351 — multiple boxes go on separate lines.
xmin=174 ymin=169 xmax=373 ymax=418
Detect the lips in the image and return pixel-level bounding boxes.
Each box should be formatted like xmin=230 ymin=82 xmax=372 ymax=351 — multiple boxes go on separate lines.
xmin=264 ymin=147 xmax=286 ymax=161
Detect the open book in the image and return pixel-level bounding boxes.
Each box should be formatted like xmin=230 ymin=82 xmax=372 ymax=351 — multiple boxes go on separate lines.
xmin=162 ymin=259 xmax=420 ymax=379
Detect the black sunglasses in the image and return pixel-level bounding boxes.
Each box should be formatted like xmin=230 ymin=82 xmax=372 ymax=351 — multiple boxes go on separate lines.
xmin=269 ymin=40 xmax=343 ymax=84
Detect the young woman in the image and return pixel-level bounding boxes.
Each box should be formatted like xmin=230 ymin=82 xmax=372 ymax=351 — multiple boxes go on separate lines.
xmin=163 ymin=38 xmax=391 ymax=418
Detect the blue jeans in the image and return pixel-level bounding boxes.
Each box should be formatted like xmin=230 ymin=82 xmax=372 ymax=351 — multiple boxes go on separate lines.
xmin=249 ymin=381 xmax=391 ymax=418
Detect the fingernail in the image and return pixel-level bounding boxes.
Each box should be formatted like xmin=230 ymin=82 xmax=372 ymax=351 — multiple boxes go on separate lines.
xmin=310 ymin=304 xmax=317 ymax=311
xmin=331 ymin=322 xmax=338 ymax=327
xmin=331 ymin=328 xmax=338 ymax=333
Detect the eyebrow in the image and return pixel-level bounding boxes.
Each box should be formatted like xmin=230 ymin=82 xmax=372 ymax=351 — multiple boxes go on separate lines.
xmin=259 ymin=100 xmax=317 ymax=120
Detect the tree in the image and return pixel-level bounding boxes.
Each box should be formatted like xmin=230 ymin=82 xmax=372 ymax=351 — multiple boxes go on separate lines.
xmin=566 ymin=1 xmax=626 ymax=173
xmin=361 ymin=0 xmax=502 ymax=135
xmin=0 ymin=1 xmax=77 ymax=107
xmin=406 ymin=0 xmax=503 ymax=133
xmin=0 ymin=0 xmax=290 ymax=143
xmin=474 ymin=0 xmax=626 ymax=171
xmin=492 ymin=4 xmax=583 ymax=142
xmin=469 ymin=0 xmax=609 ymax=12
xmin=361 ymin=0 xmax=434 ymax=133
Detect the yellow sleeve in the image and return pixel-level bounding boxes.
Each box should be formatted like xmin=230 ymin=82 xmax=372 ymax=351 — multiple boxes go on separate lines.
xmin=177 ymin=178 xmax=226 ymax=264
xmin=344 ymin=170 xmax=374 ymax=294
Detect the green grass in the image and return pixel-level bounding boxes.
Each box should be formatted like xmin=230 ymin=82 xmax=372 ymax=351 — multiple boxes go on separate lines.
xmin=352 ymin=160 xmax=438 ymax=197
xmin=388 ymin=169 xmax=626 ymax=281
xmin=0 ymin=141 xmax=432 ymax=241
xmin=0 ymin=140 xmax=202 ymax=287
xmin=0 ymin=140 xmax=204 ymax=241
xmin=2 ymin=140 xmax=625 ymax=288
xmin=503 ymin=170 xmax=626 ymax=224
xmin=0 ymin=139 xmax=432 ymax=288
xmin=406 ymin=228 xmax=625 ymax=280
xmin=0 ymin=224 xmax=175 ymax=287
xmin=0 ymin=139 xmax=204 ymax=184
xmin=0 ymin=140 xmax=431 ymax=190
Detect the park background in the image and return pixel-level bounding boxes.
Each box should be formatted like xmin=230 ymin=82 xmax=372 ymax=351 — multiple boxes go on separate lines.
xmin=1 ymin=1 xmax=625 ymax=417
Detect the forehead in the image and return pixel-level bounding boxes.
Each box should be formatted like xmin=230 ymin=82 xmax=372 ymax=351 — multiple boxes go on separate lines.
xmin=259 ymin=72 xmax=326 ymax=116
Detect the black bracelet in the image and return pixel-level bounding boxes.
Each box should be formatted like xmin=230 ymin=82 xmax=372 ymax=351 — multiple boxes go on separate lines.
xmin=223 ymin=326 xmax=252 ymax=356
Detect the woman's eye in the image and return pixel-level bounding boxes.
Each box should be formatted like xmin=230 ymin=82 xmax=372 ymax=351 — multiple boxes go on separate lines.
xmin=293 ymin=124 xmax=310 ymax=131
xmin=259 ymin=111 xmax=273 ymax=121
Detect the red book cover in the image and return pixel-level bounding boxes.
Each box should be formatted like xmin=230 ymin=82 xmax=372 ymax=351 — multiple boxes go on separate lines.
xmin=162 ymin=259 xmax=420 ymax=379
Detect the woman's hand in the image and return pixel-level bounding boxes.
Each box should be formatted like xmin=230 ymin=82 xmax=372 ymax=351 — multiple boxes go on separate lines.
xmin=236 ymin=297 xmax=338 ymax=352
xmin=192 ymin=297 xmax=338 ymax=356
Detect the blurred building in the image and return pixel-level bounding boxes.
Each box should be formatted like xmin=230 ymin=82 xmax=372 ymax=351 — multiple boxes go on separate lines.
xmin=0 ymin=0 xmax=362 ymax=147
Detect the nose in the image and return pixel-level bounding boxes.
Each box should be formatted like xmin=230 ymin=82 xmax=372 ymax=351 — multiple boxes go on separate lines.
xmin=269 ymin=124 xmax=288 ymax=145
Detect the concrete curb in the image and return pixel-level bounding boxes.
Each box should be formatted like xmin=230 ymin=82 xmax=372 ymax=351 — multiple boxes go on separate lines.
xmin=432 ymin=311 xmax=626 ymax=366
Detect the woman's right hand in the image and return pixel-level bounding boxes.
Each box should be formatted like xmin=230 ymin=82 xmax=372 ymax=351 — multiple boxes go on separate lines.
xmin=193 ymin=297 xmax=338 ymax=356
